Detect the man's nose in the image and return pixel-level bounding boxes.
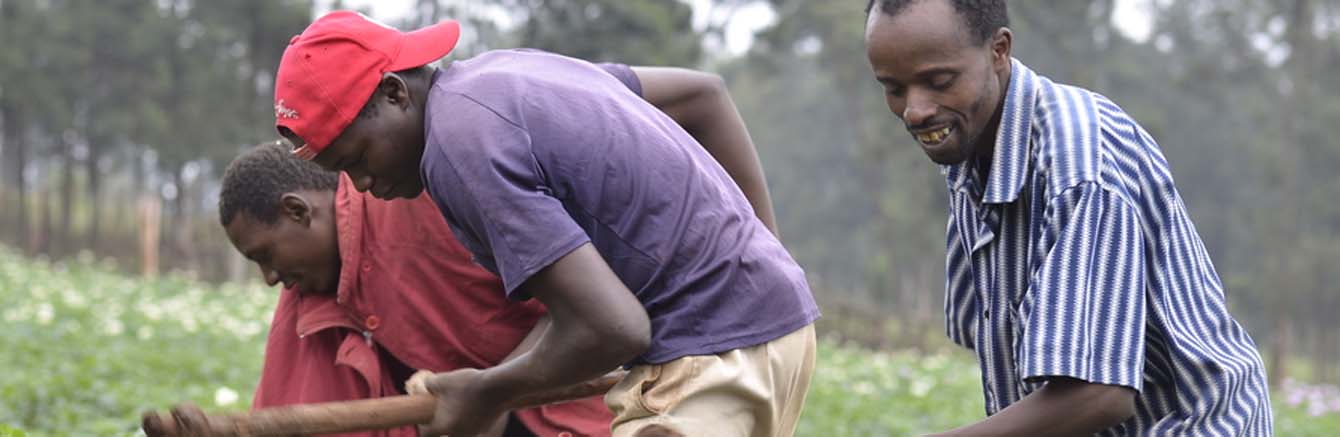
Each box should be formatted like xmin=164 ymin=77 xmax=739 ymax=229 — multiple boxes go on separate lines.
xmin=902 ymin=90 xmax=936 ymax=127
xmin=261 ymin=266 xmax=280 ymax=286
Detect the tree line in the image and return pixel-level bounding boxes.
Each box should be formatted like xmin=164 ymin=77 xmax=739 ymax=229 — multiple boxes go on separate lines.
xmin=2 ymin=0 xmax=1337 ymax=385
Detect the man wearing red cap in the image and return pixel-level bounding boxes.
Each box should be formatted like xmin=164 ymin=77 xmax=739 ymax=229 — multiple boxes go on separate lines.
xmin=273 ymin=11 xmax=819 ymax=437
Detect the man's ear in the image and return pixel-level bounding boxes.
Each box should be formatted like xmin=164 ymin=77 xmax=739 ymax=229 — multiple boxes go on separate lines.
xmin=279 ymin=193 xmax=313 ymax=227
xmin=379 ymin=72 xmax=412 ymax=110
xmin=991 ymin=27 xmax=1013 ymax=72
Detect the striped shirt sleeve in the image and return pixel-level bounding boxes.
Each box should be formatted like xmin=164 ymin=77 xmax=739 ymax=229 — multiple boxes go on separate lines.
xmin=1017 ymin=181 xmax=1147 ymax=392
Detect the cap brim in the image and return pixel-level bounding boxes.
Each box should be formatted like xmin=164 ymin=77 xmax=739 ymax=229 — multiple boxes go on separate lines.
xmin=292 ymin=144 xmax=319 ymax=160
xmin=392 ymin=19 xmax=460 ymax=71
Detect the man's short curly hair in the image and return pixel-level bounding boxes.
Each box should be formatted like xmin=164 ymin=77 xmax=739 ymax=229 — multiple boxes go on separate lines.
xmin=865 ymin=0 xmax=1009 ymax=45
xmin=218 ymin=141 xmax=339 ymax=226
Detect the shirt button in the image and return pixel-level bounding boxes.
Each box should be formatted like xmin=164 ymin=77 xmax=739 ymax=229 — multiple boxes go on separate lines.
xmin=365 ymin=315 xmax=381 ymax=330
xmin=362 ymin=263 xmax=372 ymax=273
xmin=983 ymin=309 xmax=990 ymax=319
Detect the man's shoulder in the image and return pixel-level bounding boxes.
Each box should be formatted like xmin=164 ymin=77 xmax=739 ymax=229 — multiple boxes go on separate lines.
xmin=1026 ymin=82 xmax=1103 ymax=187
xmin=423 ymin=61 xmax=531 ymax=157
xmin=1028 ymin=76 xmax=1156 ymax=182
xmin=1025 ymin=80 xmax=1167 ymax=206
xmin=1029 ymin=75 xmax=1141 ymax=140
xmin=426 ymin=50 xmax=587 ymax=128
xmin=1031 ymin=80 xmax=1103 ymax=129
xmin=432 ymin=49 xmax=596 ymax=90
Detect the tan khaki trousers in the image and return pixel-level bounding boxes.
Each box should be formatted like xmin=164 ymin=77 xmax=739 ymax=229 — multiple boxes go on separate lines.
xmin=604 ymin=324 xmax=817 ymax=437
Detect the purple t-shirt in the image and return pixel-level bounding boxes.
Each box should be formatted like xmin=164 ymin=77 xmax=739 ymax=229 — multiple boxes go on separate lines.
xmin=419 ymin=49 xmax=819 ymax=364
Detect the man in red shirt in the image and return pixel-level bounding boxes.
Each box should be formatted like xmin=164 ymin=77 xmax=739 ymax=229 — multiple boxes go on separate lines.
xmin=219 ymin=141 xmax=611 ymax=436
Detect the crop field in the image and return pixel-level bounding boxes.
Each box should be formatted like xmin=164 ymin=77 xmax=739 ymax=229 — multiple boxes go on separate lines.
xmin=1 ymin=249 xmax=1337 ymax=436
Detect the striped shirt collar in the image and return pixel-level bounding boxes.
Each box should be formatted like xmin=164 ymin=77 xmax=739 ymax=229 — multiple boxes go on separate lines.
xmin=941 ymin=58 xmax=1040 ymax=204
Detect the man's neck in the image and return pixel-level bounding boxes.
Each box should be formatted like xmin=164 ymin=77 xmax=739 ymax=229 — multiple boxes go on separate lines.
xmin=411 ymin=65 xmax=439 ymax=109
xmin=972 ymin=80 xmax=1010 ymax=185
xmin=971 ymin=126 xmax=998 ymax=187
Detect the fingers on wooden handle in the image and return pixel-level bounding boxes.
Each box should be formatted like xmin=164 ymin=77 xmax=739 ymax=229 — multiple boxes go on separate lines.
xmin=406 ymin=370 xmax=434 ymax=395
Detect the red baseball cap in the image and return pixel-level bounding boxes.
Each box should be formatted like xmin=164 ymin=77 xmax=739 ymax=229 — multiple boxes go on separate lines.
xmin=274 ymin=10 xmax=460 ymax=160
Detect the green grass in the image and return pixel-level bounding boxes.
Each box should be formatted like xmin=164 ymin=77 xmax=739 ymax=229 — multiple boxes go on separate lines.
xmin=0 ymin=249 xmax=269 ymax=435
xmin=2 ymin=247 xmax=1338 ymax=435
xmin=798 ymin=342 xmax=984 ymax=435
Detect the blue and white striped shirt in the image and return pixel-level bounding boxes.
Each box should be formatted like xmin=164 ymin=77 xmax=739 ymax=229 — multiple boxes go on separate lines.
xmin=942 ymin=59 xmax=1271 ymax=435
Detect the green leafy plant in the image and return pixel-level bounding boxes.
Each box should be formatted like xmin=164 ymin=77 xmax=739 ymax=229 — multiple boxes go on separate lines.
xmin=0 ymin=249 xmax=270 ymax=436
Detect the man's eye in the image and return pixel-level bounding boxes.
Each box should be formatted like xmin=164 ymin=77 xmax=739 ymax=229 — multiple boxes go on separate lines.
xmin=930 ymin=75 xmax=957 ymax=90
xmin=886 ymin=85 xmax=906 ymax=97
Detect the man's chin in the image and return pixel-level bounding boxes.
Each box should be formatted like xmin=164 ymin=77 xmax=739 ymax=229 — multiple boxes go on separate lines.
xmin=298 ymin=286 xmax=336 ymax=296
xmin=921 ymin=143 xmax=969 ymax=165
xmin=396 ymin=185 xmax=425 ymax=199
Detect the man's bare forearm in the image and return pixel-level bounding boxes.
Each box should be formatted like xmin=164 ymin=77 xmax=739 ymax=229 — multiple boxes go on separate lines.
xmin=501 ymin=314 xmax=550 ymax=363
xmin=930 ymin=377 xmax=1136 ymax=437
xmin=474 ymin=244 xmax=650 ymax=404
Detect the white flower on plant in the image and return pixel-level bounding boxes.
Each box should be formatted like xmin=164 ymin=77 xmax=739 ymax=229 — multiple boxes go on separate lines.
xmin=237 ymin=320 xmax=265 ymax=339
xmin=910 ymin=378 xmax=933 ymax=398
xmin=36 ymin=303 xmax=54 ymax=325
xmin=62 ymin=288 xmax=88 ymax=307
xmin=103 ymin=318 xmax=124 ymax=336
xmin=923 ymin=353 xmax=948 ymax=370
xmin=215 ymin=387 xmax=239 ymax=407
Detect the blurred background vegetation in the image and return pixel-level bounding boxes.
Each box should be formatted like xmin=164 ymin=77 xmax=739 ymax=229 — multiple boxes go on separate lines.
xmin=2 ymin=0 xmax=1339 ymax=434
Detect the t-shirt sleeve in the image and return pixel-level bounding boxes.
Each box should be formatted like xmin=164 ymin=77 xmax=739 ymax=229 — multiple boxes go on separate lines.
xmin=421 ymin=93 xmax=591 ymax=299
xmin=1017 ymin=182 xmax=1147 ymax=392
xmin=596 ymin=62 xmax=643 ymax=97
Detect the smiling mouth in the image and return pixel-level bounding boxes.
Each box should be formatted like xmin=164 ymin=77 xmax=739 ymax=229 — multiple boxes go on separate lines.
xmin=280 ymin=274 xmax=301 ymax=290
xmin=914 ymin=125 xmax=954 ymax=146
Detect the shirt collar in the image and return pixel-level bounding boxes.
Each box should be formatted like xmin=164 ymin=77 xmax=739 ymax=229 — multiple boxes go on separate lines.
xmin=293 ymin=292 xmax=358 ymax=337
xmin=941 ymin=58 xmax=1039 ymax=204
xmin=333 ymin=174 xmax=367 ymax=304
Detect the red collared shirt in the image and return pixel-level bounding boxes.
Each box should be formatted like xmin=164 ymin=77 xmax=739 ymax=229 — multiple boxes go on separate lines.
xmin=251 ymin=175 xmax=612 ymax=436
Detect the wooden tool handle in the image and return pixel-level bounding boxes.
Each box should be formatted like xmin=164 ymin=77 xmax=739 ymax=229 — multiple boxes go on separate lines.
xmin=142 ymin=371 xmax=625 ymax=437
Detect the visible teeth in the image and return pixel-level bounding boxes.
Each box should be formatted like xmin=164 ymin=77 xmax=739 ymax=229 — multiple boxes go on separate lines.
xmin=918 ymin=127 xmax=952 ymax=144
